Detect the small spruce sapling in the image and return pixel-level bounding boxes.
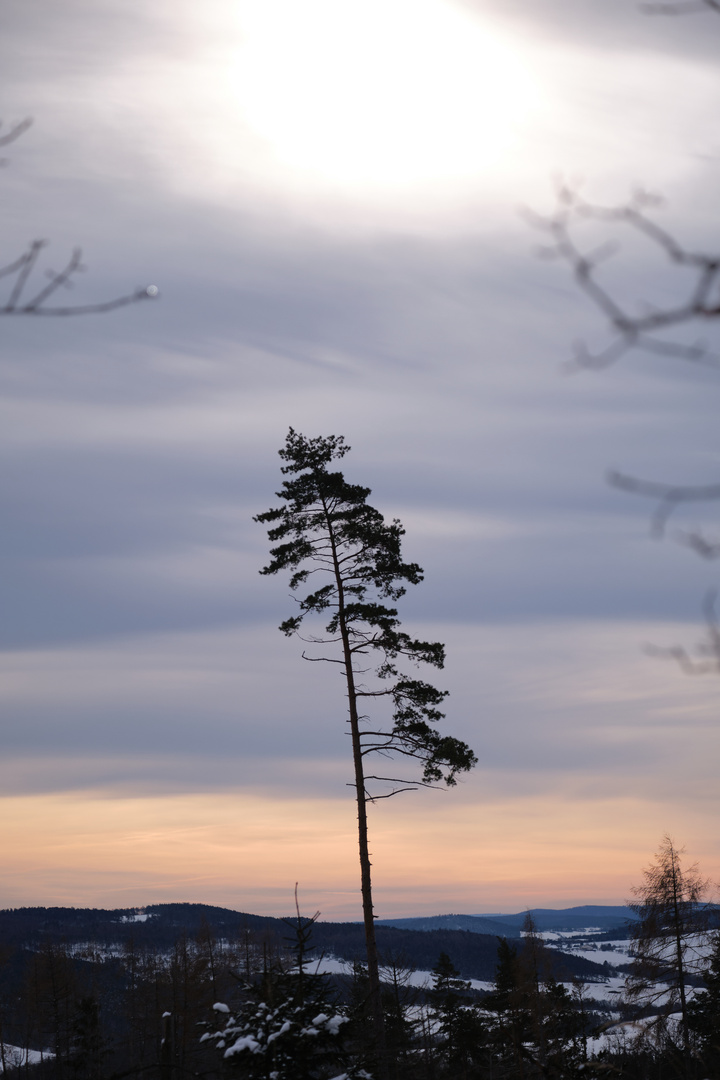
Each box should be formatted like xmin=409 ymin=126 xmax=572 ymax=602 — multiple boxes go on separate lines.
xmin=202 ymin=897 xmax=349 ymax=1080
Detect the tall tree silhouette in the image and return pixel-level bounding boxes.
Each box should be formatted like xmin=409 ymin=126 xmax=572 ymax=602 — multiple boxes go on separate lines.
xmin=255 ymin=428 xmax=477 ymax=1077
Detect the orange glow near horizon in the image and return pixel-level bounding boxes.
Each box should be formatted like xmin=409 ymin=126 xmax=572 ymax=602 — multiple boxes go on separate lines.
xmin=4 ymin=785 xmax=718 ymax=919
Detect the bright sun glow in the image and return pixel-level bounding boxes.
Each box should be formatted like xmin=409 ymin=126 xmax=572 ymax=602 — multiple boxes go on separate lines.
xmin=231 ymin=0 xmax=538 ymax=192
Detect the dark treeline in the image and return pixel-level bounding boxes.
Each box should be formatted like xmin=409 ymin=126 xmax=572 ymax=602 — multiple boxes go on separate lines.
xmin=0 ymin=906 xmax=279 ymax=951
xmin=1 ymin=904 xmax=719 ymax=1079
xmin=0 ymin=905 xmax=606 ymax=983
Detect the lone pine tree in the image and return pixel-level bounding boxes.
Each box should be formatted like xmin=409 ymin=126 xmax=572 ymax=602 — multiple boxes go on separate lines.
xmin=255 ymin=428 xmax=477 ymax=1075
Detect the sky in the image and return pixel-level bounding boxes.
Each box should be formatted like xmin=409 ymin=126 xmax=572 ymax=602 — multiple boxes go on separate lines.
xmin=1 ymin=0 xmax=720 ymax=920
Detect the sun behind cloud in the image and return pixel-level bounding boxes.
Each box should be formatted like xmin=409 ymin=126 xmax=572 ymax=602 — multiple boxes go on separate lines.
xmin=229 ymin=0 xmax=539 ymax=192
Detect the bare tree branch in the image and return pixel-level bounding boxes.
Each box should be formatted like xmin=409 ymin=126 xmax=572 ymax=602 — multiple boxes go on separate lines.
xmin=0 ymin=240 xmax=158 ymax=315
xmin=532 ymin=180 xmax=720 ymax=660
xmin=608 ymin=471 xmax=720 ymax=538
xmin=1 ymin=118 xmax=158 ymax=315
xmin=361 ymin=780 xmax=424 ymax=801
xmin=526 ymin=185 xmax=720 ymax=371
xmin=645 ymin=589 xmax=720 ymax=673
xmin=677 ymin=529 xmax=720 ymax=559
xmin=0 ymin=117 xmax=32 ymax=152
xmin=531 ymin=163 xmax=720 ymax=674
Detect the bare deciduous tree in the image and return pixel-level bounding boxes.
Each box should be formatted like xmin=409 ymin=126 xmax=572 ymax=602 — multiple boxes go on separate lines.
xmin=626 ymin=836 xmax=710 ymax=1063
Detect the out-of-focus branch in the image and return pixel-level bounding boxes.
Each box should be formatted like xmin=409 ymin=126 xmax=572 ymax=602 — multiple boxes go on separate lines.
xmin=535 ymin=186 xmax=720 ymax=565
xmin=525 ymin=184 xmax=720 ymax=371
xmin=646 ymin=590 xmax=720 ymax=673
xmin=0 ymin=240 xmax=158 ymax=315
xmin=677 ymin=530 xmax=720 ymax=559
xmin=640 ymin=0 xmax=720 ymax=14
xmin=528 ymin=15 xmax=720 ymax=680
xmin=608 ymin=471 xmax=720 ymax=543
xmin=1 ymin=116 xmax=158 ymax=315
xmin=532 ymin=184 xmax=720 ymax=674
xmin=0 ymin=117 xmax=32 ymax=151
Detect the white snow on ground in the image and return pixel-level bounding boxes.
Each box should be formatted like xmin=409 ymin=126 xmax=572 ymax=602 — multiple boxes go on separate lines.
xmin=587 ymin=1011 xmax=691 ymax=1057
xmin=310 ymin=956 xmax=351 ymax=976
xmin=0 ymin=1046 xmax=54 ymax=1072
xmin=314 ymin=950 xmax=632 ymax=1056
xmin=312 ymin=955 xmax=495 ymax=993
xmin=313 ymin=923 xmax=710 ymax=1056
xmin=538 ymin=931 xmax=633 ymax=963
xmin=575 ymin=974 xmax=627 ymax=1003
xmin=541 ymin=929 xmax=605 ymax=940
xmin=391 ymin=968 xmax=493 ymax=994
xmin=556 ymin=945 xmax=629 ymax=964
xmin=65 ymin=942 xmax=126 ymax=960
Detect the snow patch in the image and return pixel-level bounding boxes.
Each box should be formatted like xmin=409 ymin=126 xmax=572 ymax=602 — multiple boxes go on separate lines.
xmin=0 ymin=1046 xmax=54 ymax=1072
xmin=119 ymin=909 xmax=154 ymax=923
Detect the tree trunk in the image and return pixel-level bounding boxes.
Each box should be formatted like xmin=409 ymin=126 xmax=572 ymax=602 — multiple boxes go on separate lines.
xmin=670 ymin=857 xmax=691 ymax=1059
xmin=326 ymin=508 xmax=388 ymax=1079
xmin=348 ymin=678 xmax=388 ymax=1078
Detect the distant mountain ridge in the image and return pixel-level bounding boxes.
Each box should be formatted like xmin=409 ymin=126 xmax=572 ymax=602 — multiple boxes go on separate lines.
xmin=375 ymin=914 xmax=525 ymax=936
xmin=494 ymin=905 xmax=638 ymax=930
xmin=377 ymin=905 xmax=637 ymax=935
xmin=0 ymin=902 xmax=617 ymax=983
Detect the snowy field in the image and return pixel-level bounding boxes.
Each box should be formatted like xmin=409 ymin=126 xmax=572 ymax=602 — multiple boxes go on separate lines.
xmin=0 ymin=1047 xmax=54 ymax=1073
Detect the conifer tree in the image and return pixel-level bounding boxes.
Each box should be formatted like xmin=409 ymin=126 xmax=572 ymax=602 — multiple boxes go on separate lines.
xmin=202 ymin=948 xmax=349 ymax=1080
xmin=486 ymin=929 xmax=586 ymax=1079
xmin=255 ymin=429 xmax=477 ymax=1076
xmin=688 ymin=928 xmax=720 ymax=1073
xmin=626 ymin=835 xmax=710 ymax=1062
xmin=429 ymin=953 xmax=485 ymax=1079
xmin=486 ymin=938 xmax=534 ymax=1077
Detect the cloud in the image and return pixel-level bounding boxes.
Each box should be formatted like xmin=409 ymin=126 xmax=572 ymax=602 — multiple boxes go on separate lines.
xmin=2 ymin=0 xmax=720 ymax=913
xmin=2 ymin=619 xmax=718 ymax=788
xmin=457 ymin=0 xmax=720 ymax=63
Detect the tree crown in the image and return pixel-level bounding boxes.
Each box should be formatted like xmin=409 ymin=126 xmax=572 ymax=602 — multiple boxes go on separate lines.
xmin=254 ymin=429 xmax=477 ymax=790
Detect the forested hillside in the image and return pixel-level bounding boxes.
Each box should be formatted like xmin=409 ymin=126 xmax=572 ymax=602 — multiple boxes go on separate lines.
xmin=0 ymin=903 xmax=607 ymax=982
xmin=1 ymin=902 xmax=719 ymax=1078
